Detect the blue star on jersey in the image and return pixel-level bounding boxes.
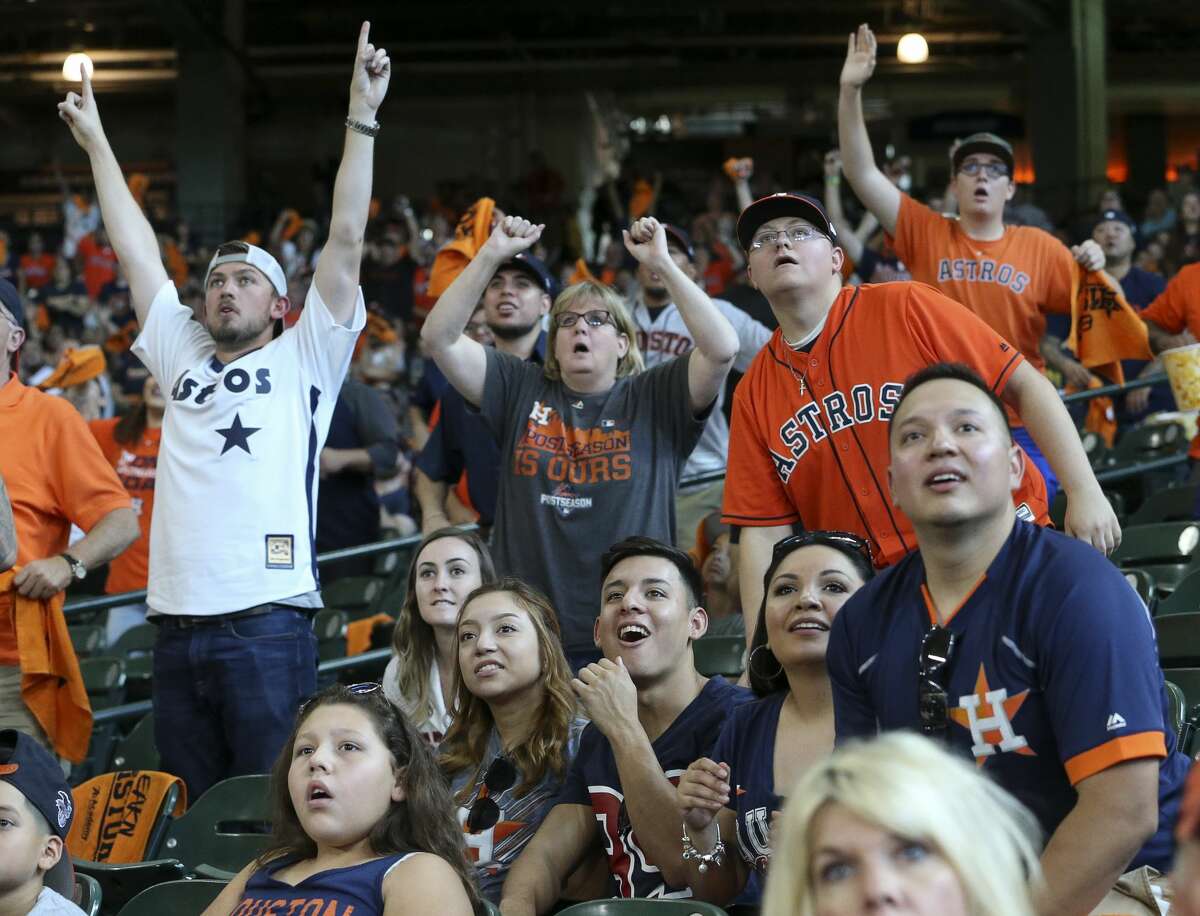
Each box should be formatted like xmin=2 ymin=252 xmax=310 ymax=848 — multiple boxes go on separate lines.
xmin=215 ymin=412 xmax=261 ymax=455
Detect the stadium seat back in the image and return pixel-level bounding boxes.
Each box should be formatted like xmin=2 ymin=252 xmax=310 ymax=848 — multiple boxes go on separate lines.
xmin=1123 ymin=568 xmax=1158 ymax=612
xmin=1158 ymin=570 xmax=1200 ymax=617
xmin=1164 ymin=668 xmax=1200 ymax=756
xmin=72 ymin=872 xmax=101 ymax=916
xmin=79 ymin=656 xmax=127 ymax=709
xmin=313 ymin=608 xmax=349 ymax=661
xmin=68 ymin=624 xmax=107 ymax=658
xmin=112 ymin=713 xmax=159 ymax=771
xmin=321 ymin=575 xmax=385 ymax=614
xmin=1129 ymin=485 xmax=1199 ymax=526
xmin=1157 ymin=615 xmax=1200 ymax=669
xmin=1080 ymin=429 xmax=1108 ymax=468
xmin=555 ymin=900 xmax=729 ymax=915
xmin=160 ymin=774 xmax=272 ymax=874
xmin=109 ymin=623 xmax=157 ymax=656
xmin=117 ymin=878 xmax=227 ymax=915
xmin=1166 ymin=680 xmax=1186 ymax=739
xmin=693 ymin=635 xmax=745 ymax=678
xmin=1109 ymin=421 xmax=1189 ymax=465
xmin=1113 ymin=522 xmax=1200 ymax=569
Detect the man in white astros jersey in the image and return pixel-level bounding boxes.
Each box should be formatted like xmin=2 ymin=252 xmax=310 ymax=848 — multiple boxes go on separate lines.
xmin=57 ymin=23 xmax=391 ymax=798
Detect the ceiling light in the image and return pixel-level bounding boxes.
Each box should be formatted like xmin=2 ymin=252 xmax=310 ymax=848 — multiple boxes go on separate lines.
xmin=62 ymin=52 xmax=94 ymax=81
xmin=897 ymin=33 xmax=929 ymax=64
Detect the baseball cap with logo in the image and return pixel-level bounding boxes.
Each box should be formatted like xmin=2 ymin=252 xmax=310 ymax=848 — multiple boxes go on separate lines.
xmin=204 ymin=241 xmax=290 ymax=337
xmin=0 ymin=729 xmax=74 ymax=839
xmin=663 ymin=224 xmax=696 ymax=261
xmin=499 ymin=252 xmax=558 ymax=297
xmin=736 ymin=192 xmax=839 ymax=252
xmin=1094 ymin=208 xmax=1138 ymax=234
xmin=0 ymin=279 xmax=26 ymax=332
xmin=952 ymin=132 xmax=1015 ymax=176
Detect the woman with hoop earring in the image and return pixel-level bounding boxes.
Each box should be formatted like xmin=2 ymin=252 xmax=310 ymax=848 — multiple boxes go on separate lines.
xmin=672 ymin=531 xmax=874 ymax=909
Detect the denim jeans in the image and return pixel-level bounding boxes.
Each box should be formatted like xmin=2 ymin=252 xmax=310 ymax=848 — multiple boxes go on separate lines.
xmin=152 ymin=607 xmax=317 ymax=802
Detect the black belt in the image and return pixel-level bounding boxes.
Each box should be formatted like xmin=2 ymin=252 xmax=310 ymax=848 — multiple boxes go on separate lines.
xmin=152 ymin=603 xmax=304 ymax=629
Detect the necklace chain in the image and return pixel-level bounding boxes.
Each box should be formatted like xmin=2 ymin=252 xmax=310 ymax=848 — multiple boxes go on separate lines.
xmin=783 ymin=342 xmax=812 ymax=396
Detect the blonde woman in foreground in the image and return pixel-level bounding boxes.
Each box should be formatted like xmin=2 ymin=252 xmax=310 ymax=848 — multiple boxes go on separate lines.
xmin=762 ymin=732 xmax=1041 ymax=916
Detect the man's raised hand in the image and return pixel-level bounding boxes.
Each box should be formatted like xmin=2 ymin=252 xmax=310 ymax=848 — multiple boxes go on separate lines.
xmin=481 ymin=216 xmax=544 ymax=261
xmin=622 ymin=216 xmax=671 ymax=268
xmin=840 ymin=23 xmax=878 ymax=90
xmin=56 ymin=65 xmax=105 ymax=152
xmin=349 ymin=21 xmax=391 ymax=119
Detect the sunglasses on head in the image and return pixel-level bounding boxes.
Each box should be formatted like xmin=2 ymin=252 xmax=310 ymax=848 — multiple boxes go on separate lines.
xmin=298 ymin=681 xmax=381 ymax=718
xmin=466 ymin=755 xmax=518 ymax=833
xmin=918 ymin=626 xmax=958 ymax=736
xmin=771 ymin=530 xmax=873 ymax=567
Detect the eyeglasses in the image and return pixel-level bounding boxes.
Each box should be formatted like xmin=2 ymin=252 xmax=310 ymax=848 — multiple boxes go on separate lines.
xmin=771 ymin=530 xmax=874 ymax=567
xmin=554 ymin=309 xmax=613 ymax=330
xmin=918 ymin=626 xmax=958 ymax=736
xmin=466 ymin=755 xmax=517 ymax=833
xmin=957 ymin=161 xmax=1009 ymax=179
xmin=298 ymin=681 xmax=381 ymax=717
xmin=749 ymin=225 xmax=826 ymax=250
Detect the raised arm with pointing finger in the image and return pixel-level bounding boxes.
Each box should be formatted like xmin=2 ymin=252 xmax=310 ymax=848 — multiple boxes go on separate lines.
xmin=57 ymin=68 xmax=167 ymax=325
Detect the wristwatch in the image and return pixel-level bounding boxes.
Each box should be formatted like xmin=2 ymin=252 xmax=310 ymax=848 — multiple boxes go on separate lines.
xmin=61 ymin=553 xmax=87 ymax=581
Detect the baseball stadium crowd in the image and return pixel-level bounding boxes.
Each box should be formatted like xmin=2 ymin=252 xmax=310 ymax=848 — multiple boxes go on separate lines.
xmin=4 ymin=19 xmax=1200 ymax=916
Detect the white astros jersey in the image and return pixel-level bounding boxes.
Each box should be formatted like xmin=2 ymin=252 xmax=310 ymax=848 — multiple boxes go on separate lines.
xmin=131 ymin=280 xmax=365 ymax=614
xmin=630 ymin=296 xmax=771 ymax=478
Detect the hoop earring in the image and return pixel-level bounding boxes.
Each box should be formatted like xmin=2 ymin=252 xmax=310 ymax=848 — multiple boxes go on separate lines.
xmin=748 ymin=645 xmax=783 ymax=681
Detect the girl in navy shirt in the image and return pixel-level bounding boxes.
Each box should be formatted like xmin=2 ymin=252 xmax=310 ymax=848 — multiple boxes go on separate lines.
xmin=676 ymin=532 xmax=874 ymax=907
xmin=204 ymin=683 xmax=479 ymax=916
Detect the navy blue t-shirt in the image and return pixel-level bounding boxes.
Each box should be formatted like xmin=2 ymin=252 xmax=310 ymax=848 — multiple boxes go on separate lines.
xmin=708 ymin=691 xmax=789 ymax=903
xmin=827 ymin=518 xmax=1189 ymax=870
xmin=234 ymin=851 xmax=418 ymax=915
xmin=557 ymin=677 xmax=752 ymax=899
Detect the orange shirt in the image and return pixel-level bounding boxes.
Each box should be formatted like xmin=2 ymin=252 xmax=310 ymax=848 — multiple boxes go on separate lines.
xmin=88 ymin=419 xmax=159 ymax=595
xmin=0 ymin=375 xmax=131 ymax=663
xmin=76 ymin=235 xmax=117 ymax=301
xmin=1141 ymin=263 xmax=1200 ymax=458
xmin=18 ymin=253 xmax=55 ymax=290
xmin=723 ymin=282 xmax=1049 ymax=568
xmin=891 ymin=193 xmax=1076 ymax=370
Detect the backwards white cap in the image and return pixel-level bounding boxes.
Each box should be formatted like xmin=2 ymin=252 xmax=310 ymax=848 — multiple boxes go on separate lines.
xmin=204 ymin=242 xmax=288 ymax=297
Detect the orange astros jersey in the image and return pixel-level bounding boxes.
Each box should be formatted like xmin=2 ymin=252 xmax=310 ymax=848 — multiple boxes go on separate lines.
xmin=891 ymin=193 xmax=1076 ymax=371
xmin=722 ymin=282 xmax=1051 ymax=568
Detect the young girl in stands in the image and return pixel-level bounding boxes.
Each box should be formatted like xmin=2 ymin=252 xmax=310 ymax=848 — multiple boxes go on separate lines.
xmin=382 ymin=527 xmax=496 ymax=744
xmin=675 ymin=531 xmax=874 ymax=907
xmin=440 ymin=579 xmax=588 ymax=903
xmin=203 ymin=682 xmax=479 ymax=916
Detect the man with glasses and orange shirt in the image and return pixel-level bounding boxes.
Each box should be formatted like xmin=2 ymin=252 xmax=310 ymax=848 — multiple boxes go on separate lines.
xmin=837 ymin=23 xmax=1107 ymax=502
xmin=57 ymin=25 xmax=391 ymax=799
xmin=826 ymin=363 xmax=1188 ymax=916
xmin=722 ymin=192 xmax=1116 ymax=648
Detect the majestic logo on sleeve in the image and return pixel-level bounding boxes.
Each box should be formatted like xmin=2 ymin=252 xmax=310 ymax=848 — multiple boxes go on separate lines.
xmin=949 ymin=664 xmax=1034 ymax=765
xmin=936 ymin=258 xmax=1030 ymax=294
xmin=771 ymin=382 xmax=903 ymax=483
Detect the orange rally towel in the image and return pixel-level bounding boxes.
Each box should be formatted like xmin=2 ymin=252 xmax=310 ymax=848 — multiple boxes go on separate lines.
xmin=569 ymin=258 xmax=598 ymax=286
xmin=1067 ymin=266 xmax=1153 ymax=385
xmin=428 ymin=198 xmax=496 ymax=299
xmin=36 ymin=346 xmax=107 ymax=391
xmin=0 ymin=571 xmax=92 ymax=763
xmin=628 ymin=179 xmax=655 ymax=220
xmin=723 ymin=157 xmax=753 ymax=182
xmin=68 ymin=770 xmax=187 ymax=863
xmin=345 ymin=613 xmax=393 ymax=657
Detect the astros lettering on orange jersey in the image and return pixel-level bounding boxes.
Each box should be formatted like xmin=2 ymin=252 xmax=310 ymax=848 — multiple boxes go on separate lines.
xmin=770 ymin=382 xmax=904 ymax=481
xmin=936 ymin=258 xmax=1030 ymax=294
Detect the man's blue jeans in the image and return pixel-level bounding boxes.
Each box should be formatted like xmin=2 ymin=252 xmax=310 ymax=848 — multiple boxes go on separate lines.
xmin=152 ymin=607 xmax=317 ymax=801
